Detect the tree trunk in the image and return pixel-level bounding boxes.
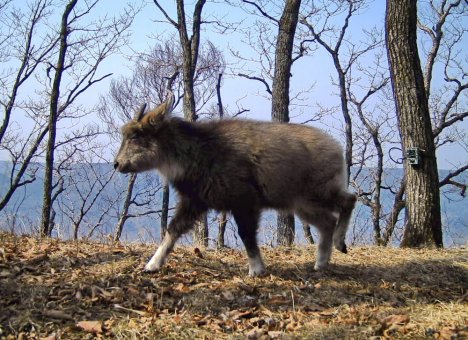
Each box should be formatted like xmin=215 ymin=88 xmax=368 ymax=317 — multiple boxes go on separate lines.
xmin=193 ymin=213 xmax=208 ymax=247
xmin=176 ymin=0 xmax=205 ymax=122
xmin=302 ymin=220 xmax=314 ymax=245
xmin=385 ymin=0 xmax=442 ymax=248
xmin=272 ymin=0 xmax=301 ymax=246
xmin=114 ymin=173 xmax=137 ymax=242
xmin=40 ymin=0 xmax=77 ymax=237
xmin=174 ymin=0 xmax=209 ymax=246
xmin=215 ymin=72 xmax=228 ymax=248
xmin=160 ymin=183 xmax=170 ymax=240
xmin=277 ymin=213 xmax=295 ymax=246
xmin=48 ymin=208 xmax=56 ymax=238
xmin=382 ymin=178 xmax=406 ymax=246
xmin=335 ymin=60 xmax=353 ymax=183
xmin=217 ymin=211 xmax=228 ymax=249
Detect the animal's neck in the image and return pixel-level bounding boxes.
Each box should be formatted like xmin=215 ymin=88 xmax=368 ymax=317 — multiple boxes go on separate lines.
xmin=156 ymin=119 xmax=203 ymax=182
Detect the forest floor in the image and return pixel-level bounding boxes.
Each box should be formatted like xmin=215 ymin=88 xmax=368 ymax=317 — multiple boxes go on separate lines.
xmin=0 ymin=231 xmax=467 ymax=339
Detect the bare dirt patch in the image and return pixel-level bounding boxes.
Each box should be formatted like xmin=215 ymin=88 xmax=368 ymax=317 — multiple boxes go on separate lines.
xmin=0 ymin=232 xmax=466 ymax=339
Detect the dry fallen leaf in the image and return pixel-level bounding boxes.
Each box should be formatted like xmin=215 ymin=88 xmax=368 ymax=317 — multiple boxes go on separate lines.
xmin=246 ymin=327 xmax=267 ymax=339
xmin=379 ymin=314 xmax=410 ymax=336
xmin=174 ymin=282 xmax=191 ymax=293
xmin=380 ymin=314 xmax=410 ymax=329
xmin=1 ymin=232 xmax=466 ymax=339
xmin=76 ymin=320 xmax=103 ymax=334
xmin=225 ymin=309 xmax=254 ymax=321
xmin=22 ymin=253 xmax=48 ymax=264
xmin=268 ymin=331 xmax=284 ymax=339
xmin=437 ymin=326 xmax=465 ymax=340
xmin=222 ymin=290 xmax=235 ymax=301
xmin=114 ymin=304 xmax=149 ymax=316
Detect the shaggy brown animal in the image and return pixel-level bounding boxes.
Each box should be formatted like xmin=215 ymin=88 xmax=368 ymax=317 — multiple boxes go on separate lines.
xmin=114 ymin=93 xmax=356 ymax=276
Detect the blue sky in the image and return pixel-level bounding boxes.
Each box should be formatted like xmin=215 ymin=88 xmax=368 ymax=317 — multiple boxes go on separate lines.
xmin=2 ymin=0 xmax=467 ymax=170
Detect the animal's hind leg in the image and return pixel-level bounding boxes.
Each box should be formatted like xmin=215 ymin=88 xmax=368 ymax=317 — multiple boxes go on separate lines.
xmin=145 ymin=198 xmax=206 ymax=272
xmin=296 ymin=206 xmax=338 ymax=270
xmin=333 ymin=192 xmax=356 ymax=254
xmin=232 ymin=208 xmax=265 ymax=277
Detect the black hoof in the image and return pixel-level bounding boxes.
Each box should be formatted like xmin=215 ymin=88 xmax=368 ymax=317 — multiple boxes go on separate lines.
xmin=339 ymin=244 xmax=348 ymax=254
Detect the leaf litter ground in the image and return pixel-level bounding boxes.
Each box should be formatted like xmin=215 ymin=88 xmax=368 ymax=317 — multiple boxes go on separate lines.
xmin=0 ymin=232 xmax=466 ymax=339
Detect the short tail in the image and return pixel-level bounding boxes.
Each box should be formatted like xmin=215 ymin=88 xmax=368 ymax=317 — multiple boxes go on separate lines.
xmin=333 ymin=191 xmax=357 ymax=254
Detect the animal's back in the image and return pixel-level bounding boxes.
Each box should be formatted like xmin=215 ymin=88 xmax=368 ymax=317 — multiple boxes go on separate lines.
xmin=195 ymin=119 xmax=346 ymax=209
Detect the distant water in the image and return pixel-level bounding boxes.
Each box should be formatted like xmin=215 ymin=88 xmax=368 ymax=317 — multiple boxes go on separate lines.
xmin=0 ymin=161 xmax=466 ymax=247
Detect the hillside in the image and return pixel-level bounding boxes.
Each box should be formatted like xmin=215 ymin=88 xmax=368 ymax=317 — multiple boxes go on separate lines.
xmin=0 ymin=232 xmax=466 ymax=339
xmin=0 ymin=161 xmax=467 ymax=246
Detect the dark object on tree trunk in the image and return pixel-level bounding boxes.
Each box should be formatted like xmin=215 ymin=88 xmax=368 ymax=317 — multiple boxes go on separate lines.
xmin=385 ymin=0 xmax=442 ymax=248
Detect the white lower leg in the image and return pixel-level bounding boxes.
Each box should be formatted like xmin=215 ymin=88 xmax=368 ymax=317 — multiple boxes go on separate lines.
xmin=248 ymin=253 xmax=266 ymax=277
xmin=314 ymin=233 xmax=333 ymax=270
xmin=144 ymin=234 xmax=176 ymax=272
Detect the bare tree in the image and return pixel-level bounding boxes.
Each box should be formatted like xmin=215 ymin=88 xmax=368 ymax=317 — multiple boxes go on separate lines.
xmin=40 ymin=0 xmax=78 ymax=237
xmin=0 ymin=0 xmax=55 ymax=144
xmin=100 ymin=70 xmax=163 ymax=242
xmin=153 ymin=0 xmax=229 ymax=247
xmin=300 ymin=0 xmax=377 ymax=182
xmin=212 ymin=72 xmax=230 ymax=248
xmin=0 ymin=0 xmax=57 ymax=212
xmin=233 ymin=0 xmax=308 ymax=246
xmin=39 ymin=1 xmax=137 ymax=236
xmin=113 ymin=173 xmax=137 ymax=242
xmin=0 ymin=0 xmax=137 ymax=236
xmin=300 ymin=0 xmax=394 ymax=245
xmin=271 ymin=0 xmax=302 ymax=246
xmin=57 ymin=144 xmax=115 ymax=240
xmin=419 ymin=0 xmax=467 ymax=193
xmin=100 ymin=35 xmax=224 ymax=242
xmin=348 ymin=74 xmax=390 ymax=245
xmin=297 ymin=0 xmax=465 ymax=247
xmin=382 ymin=0 xmax=467 ymax=246
xmin=386 ymin=0 xmax=442 ymax=247
xmin=160 ymin=70 xmax=179 ymax=241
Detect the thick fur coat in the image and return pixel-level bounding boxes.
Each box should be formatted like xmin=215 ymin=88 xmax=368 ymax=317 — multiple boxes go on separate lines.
xmin=115 ymin=94 xmax=356 ymax=276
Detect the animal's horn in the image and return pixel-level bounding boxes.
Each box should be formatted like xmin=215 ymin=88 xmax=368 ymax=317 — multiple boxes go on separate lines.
xmin=134 ymin=103 xmax=147 ymax=121
xmin=165 ymin=91 xmax=175 ymax=112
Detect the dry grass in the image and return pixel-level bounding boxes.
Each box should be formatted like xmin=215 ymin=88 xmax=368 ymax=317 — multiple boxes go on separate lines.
xmin=0 ymin=231 xmax=466 ymax=339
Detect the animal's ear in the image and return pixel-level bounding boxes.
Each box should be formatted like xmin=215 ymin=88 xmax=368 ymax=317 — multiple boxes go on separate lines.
xmin=141 ymin=91 xmax=175 ymax=126
xmin=134 ymin=103 xmax=147 ymax=122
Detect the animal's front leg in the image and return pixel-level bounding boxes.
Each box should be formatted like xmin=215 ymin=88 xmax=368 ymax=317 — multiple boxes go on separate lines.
xmin=144 ymin=232 xmax=177 ymax=271
xmin=314 ymin=213 xmax=337 ymax=271
xmin=145 ymin=199 xmax=205 ymax=272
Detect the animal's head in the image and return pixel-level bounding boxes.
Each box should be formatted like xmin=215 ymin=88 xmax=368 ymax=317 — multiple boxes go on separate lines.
xmin=114 ymin=92 xmax=175 ymax=174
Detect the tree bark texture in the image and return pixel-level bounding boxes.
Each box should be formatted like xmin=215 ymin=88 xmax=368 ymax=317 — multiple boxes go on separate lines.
xmin=114 ymin=173 xmax=137 ymax=242
xmin=302 ymin=220 xmax=314 ymax=245
xmin=174 ymin=0 xmax=209 ymax=245
xmin=277 ymin=213 xmax=295 ymax=246
xmin=272 ymin=0 xmax=301 ymax=246
xmin=40 ymin=0 xmax=77 ymax=237
xmin=176 ymin=0 xmax=205 ymax=121
xmin=216 ymin=72 xmax=227 ymax=249
xmin=385 ymin=0 xmax=442 ymax=248
xmin=217 ymin=212 xmax=228 ymax=248
xmin=193 ymin=213 xmax=209 ymax=247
